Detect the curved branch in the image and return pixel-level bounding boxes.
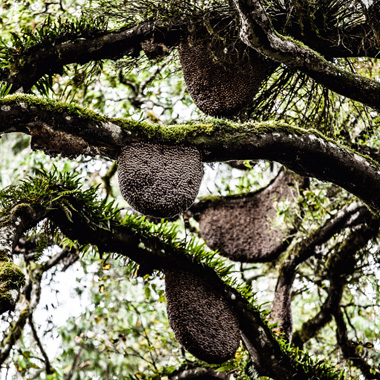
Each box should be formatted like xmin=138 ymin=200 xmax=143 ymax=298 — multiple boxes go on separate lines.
xmin=2 ymin=95 xmax=380 ymax=214
xmin=291 ymin=215 xmax=379 ymax=348
xmin=270 ymin=204 xmax=372 ymax=340
xmin=29 ymin=316 xmax=53 ymax=374
xmin=232 ymin=0 xmax=380 ymax=111
xmin=2 ymin=6 xmax=378 ymax=93
xmin=0 ymin=203 xmax=48 ymax=259
xmin=49 ymin=207 xmax=302 ymax=379
xmin=1 ymin=22 xmax=180 ymax=93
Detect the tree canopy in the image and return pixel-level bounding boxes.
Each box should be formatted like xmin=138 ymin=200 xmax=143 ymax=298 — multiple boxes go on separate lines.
xmin=1 ymin=0 xmax=380 ymax=379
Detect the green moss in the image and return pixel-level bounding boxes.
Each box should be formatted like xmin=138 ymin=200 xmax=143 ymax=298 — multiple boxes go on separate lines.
xmin=1 ymin=94 xmax=377 ymax=171
xmin=0 ymin=94 xmax=108 ymax=123
xmin=197 ymin=194 xmax=224 ymax=203
xmin=0 ymin=261 xmax=25 ymax=289
xmin=0 ymin=251 xmax=9 ymax=262
xmin=0 ymin=261 xmax=25 ymax=313
xmin=112 ymin=117 xmax=219 ymax=143
xmin=113 ymin=117 xmax=293 ymax=146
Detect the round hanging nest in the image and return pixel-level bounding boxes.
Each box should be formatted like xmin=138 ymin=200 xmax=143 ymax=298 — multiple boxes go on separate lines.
xmin=197 ymin=170 xmax=306 ymax=262
xmin=179 ymin=41 xmax=277 ymax=116
xmin=118 ymin=142 xmax=203 ymax=218
xmin=164 ymin=268 xmax=240 ymax=364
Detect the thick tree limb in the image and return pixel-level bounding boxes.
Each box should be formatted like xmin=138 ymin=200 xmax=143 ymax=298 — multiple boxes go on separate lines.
xmin=2 ymin=95 xmax=380 ymax=214
xmin=43 ymin=202 xmax=305 ymax=379
xmin=2 ymin=6 xmax=378 ymax=94
xmin=271 ymin=204 xmax=371 ymax=340
xmin=232 ymin=0 xmax=380 ymax=111
xmin=291 ymin=216 xmax=379 ymax=348
xmin=0 ymin=171 xmax=298 ymax=378
xmin=0 ymin=22 xmax=180 ymax=93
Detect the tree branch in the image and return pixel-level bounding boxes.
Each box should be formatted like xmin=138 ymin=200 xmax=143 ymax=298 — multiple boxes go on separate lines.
xmin=26 ymin=248 xmax=71 ymax=375
xmin=292 ymin=215 xmax=379 ymax=348
xmin=0 ymin=304 xmax=29 ymax=364
xmin=1 ymin=22 xmax=180 ymax=93
xmin=2 ymin=5 xmax=378 ymax=94
xmin=0 ymin=203 xmax=49 ymax=314
xmin=47 ymin=198 xmax=344 ymax=379
xmin=0 ymin=203 xmax=48 ymax=259
xmin=0 ymin=245 xmax=71 ymax=366
xmin=28 ymin=316 xmax=53 ymax=374
xmin=270 ymin=204 xmax=371 ymax=340
xmin=0 ymin=168 xmax=351 ymax=379
xmin=63 ymin=344 xmax=83 ymax=380
xmin=334 ymin=308 xmax=380 ymax=379
xmin=232 ymin=0 xmax=380 ymax=111
xmin=2 ymin=95 xmax=380 ymax=213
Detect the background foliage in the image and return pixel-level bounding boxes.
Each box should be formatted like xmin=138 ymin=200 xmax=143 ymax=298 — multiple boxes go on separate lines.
xmin=1 ymin=1 xmax=380 ymax=379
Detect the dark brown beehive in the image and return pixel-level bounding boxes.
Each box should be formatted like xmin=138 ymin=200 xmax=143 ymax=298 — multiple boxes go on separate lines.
xmin=179 ymin=42 xmax=276 ymax=116
xmin=118 ymin=142 xmax=203 ymax=218
xmin=164 ymin=268 xmax=240 ymax=364
xmin=198 ymin=170 xmax=306 ymax=262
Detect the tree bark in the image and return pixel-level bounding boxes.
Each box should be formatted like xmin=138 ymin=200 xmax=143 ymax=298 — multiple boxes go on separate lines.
xmin=271 ymin=204 xmax=371 ymax=341
xmin=2 ymin=95 xmax=380 ymax=212
xmin=292 ymin=214 xmax=379 ymax=348
xmin=1 ymin=22 xmax=180 ymax=93
xmin=232 ymin=0 xmax=380 ymax=111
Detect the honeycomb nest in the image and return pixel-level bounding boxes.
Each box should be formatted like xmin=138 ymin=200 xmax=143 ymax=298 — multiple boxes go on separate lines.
xmin=164 ymin=268 xmax=240 ymax=364
xmin=118 ymin=142 xmax=203 ymax=218
xmin=198 ymin=170 xmax=305 ymax=262
xmin=179 ymin=42 xmax=276 ymax=116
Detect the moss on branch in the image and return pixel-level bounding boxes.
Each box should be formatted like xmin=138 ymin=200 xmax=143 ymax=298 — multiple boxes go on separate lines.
xmin=0 ymin=93 xmax=357 ymax=147
xmin=0 ymin=165 xmax=350 ymax=379
xmin=2 ymin=94 xmax=380 ymax=214
xmin=0 ymin=260 xmax=25 ymax=315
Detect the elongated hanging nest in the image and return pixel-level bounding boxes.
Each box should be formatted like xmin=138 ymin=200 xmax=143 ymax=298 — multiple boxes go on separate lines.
xmin=118 ymin=142 xmax=203 ymax=218
xmin=197 ymin=170 xmax=306 ymax=262
xmin=164 ymin=268 xmax=240 ymax=364
xmin=179 ymin=42 xmax=277 ymax=116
